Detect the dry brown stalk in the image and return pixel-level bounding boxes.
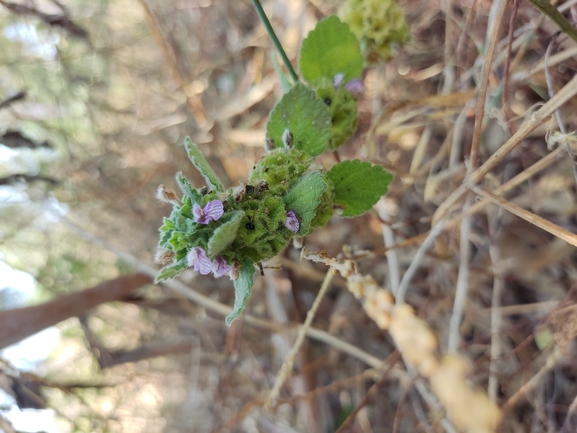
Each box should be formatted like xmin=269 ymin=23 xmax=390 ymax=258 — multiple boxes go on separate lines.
xmin=61 ymin=216 xmax=387 ymax=370
xmin=471 ymin=185 xmax=577 ymax=247
xmin=544 ymin=40 xmax=577 ymax=186
xmin=302 ymin=249 xmax=501 ymax=433
xmin=372 ymin=145 xmax=565 ymax=261
xmin=265 ymin=268 xmax=336 ymax=410
xmin=501 ymin=347 xmax=564 ymax=415
xmin=481 ymin=301 xmax=559 ymax=316
xmin=448 ymin=197 xmax=473 ymax=354
xmin=433 ymin=73 xmax=577 ymax=225
xmin=469 ymin=0 xmax=509 ymax=172
xmin=274 ymin=367 xmax=382 ymax=408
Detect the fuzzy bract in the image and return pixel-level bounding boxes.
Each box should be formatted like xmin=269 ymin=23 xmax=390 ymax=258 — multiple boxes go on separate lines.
xmin=311 ymin=77 xmax=359 ymax=150
xmin=339 ymin=0 xmax=409 ymax=63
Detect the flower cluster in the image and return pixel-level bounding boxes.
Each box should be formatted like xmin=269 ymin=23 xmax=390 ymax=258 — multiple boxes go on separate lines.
xmin=185 ymin=200 xmax=299 ymax=278
xmin=187 ymin=199 xmax=233 ymax=277
xmin=187 ymin=247 xmax=232 ymax=278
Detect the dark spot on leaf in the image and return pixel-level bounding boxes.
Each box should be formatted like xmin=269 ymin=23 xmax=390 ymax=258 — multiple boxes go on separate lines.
xmin=246 ymin=222 xmax=256 ymax=230
xmin=324 ymin=97 xmax=331 ymax=105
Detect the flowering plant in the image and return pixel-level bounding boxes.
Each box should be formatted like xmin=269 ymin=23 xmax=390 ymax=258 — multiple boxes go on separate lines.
xmin=155 ymin=15 xmax=394 ymax=325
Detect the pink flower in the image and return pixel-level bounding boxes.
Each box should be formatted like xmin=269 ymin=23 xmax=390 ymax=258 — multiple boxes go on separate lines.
xmin=193 ymin=200 xmax=224 ymax=224
xmin=345 ymin=78 xmax=363 ymax=94
xmin=212 ymin=256 xmax=232 ymax=278
xmin=187 ymin=247 xmax=212 ymax=275
xmin=285 ymin=210 xmax=299 ymax=234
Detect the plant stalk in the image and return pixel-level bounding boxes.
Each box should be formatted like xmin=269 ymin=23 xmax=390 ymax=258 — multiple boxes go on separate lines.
xmin=251 ymin=0 xmax=299 ymax=83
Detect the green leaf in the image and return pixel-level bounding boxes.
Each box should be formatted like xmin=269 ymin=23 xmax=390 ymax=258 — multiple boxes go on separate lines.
xmin=327 ymin=160 xmax=393 ymax=217
xmin=266 ymin=82 xmax=331 ymax=156
xmin=283 ymin=171 xmax=328 ymax=235
xmin=226 ymin=258 xmax=255 ymax=326
xmin=176 ymin=171 xmax=202 ymax=204
xmin=155 ymin=258 xmax=188 ymax=283
xmin=299 ymin=16 xmax=363 ymax=83
xmin=179 ymin=196 xmax=193 ymax=219
xmin=168 ymin=231 xmax=188 ymax=251
xmin=159 ymin=217 xmax=175 ymax=232
xmin=184 ymin=137 xmax=224 ymax=192
xmin=207 ymin=211 xmax=245 ymax=259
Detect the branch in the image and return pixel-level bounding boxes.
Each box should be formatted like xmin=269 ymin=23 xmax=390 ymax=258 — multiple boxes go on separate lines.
xmin=0 ymin=0 xmax=89 ymax=40
xmin=0 ymin=273 xmax=152 ymax=350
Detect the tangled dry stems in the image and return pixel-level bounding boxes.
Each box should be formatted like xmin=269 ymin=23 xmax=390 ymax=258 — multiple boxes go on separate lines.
xmin=303 ymin=248 xmax=500 ymax=433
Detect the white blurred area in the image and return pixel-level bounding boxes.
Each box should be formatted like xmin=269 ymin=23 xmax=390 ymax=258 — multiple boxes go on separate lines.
xmin=0 ymin=261 xmax=60 ymax=433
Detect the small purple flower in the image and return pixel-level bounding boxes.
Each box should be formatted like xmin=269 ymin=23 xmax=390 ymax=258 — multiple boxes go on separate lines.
xmin=187 ymin=247 xmax=212 ymax=275
xmin=345 ymin=78 xmax=363 ymax=94
xmin=193 ymin=200 xmax=224 ymax=224
xmin=333 ymin=73 xmax=345 ymax=88
xmin=212 ymin=255 xmax=232 ymax=278
xmin=285 ymin=210 xmax=299 ymax=234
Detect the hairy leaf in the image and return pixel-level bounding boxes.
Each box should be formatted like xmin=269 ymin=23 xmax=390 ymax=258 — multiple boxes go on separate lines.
xmin=299 ymin=16 xmax=363 ymax=83
xmin=266 ymin=83 xmax=331 ymax=156
xmin=283 ymin=171 xmax=328 ymax=235
xmin=207 ymin=211 xmax=245 ymax=259
xmin=327 ymin=160 xmax=392 ymax=217
xmin=176 ymin=171 xmax=202 ymax=204
xmin=225 ymin=258 xmax=255 ymax=326
xmin=184 ymin=138 xmax=224 ymax=192
xmin=155 ymin=259 xmax=188 ymax=283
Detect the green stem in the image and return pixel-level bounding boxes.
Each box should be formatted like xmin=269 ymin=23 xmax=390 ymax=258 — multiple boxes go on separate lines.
xmin=251 ymin=0 xmax=299 ymax=83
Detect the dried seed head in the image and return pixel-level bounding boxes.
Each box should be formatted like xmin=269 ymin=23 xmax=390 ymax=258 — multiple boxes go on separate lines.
xmin=546 ymin=130 xmax=577 ymax=151
xmin=156 ymin=184 xmax=180 ymax=205
xmin=154 ymin=249 xmax=175 ymax=265
xmin=232 ymin=183 xmax=246 ymax=202
xmin=255 ymin=181 xmax=269 ymax=197
xmin=229 ymin=262 xmax=241 ymax=280
xmin=264 ymin=137 xmax=275 ymax=152
xmin=282 ymin=129 xmax=293 ymax=149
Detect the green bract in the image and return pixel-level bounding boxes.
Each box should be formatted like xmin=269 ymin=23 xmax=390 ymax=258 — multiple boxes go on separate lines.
xmin=339 ymin=0 xmax=409 ymax=63
xmin=311 ymin=78 xmax=359 ymax=150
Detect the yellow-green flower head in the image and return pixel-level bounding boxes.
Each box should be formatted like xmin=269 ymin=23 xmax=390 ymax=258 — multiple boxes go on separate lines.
xmin=339 ymin=0 xmax=409 ymax=63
